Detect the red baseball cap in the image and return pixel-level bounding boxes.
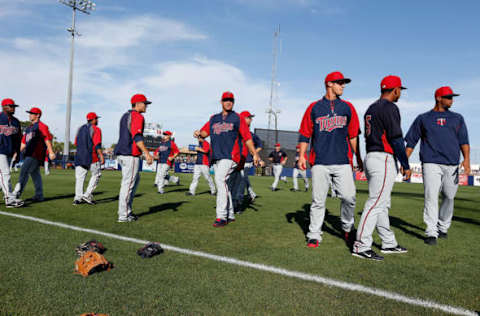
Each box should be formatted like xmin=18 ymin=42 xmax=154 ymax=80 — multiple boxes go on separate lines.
xmin=26 ymin=107 xmax=42 ymax=115
xmin=240 ymin=111 xmax=254 ymax=119
xmin=221 ymin=91 xmax=234 ymax=100
xmin=381 ymin=75 xmax=407 ymax=90
xmin=1 ymin=98 xmax=19 ymax=107
xmin=131 ymin=94 xmax=152 ymax=105
xmin=435 ymin=86 xmax=460 ymax=98
xmin=275 ymin=143 xmax=281 ymax=147
xmin=86 ymin=112 xmax=100 ymax=121
xmin=325 ymin=71 xmax=351 ymax=84
xmin=163 ymin=131 xmax=173 ymax=136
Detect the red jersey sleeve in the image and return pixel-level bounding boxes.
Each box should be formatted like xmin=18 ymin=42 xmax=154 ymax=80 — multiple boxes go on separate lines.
xmin=299 ymin=102 xmax=316 ymax=141
xmin=171 ymin=141 xmax=179 ymax=155
xmin=154 ymin=148 xmax=159 ymax=155
xmin=92 ymin=126 xmax=102 ymax=149
xmin=131 ymin=112 xmax=145 ymax=139
xmin=39 ymin=122 xmax=53 ymax=142
xmin=238 ymin=115 xmax=252 ymax=141
xmin=345 ymin=101 xmax=360 ymax=139
xmin=21 ymin=134 xmax=26 ymax=144
xmin=200 ymin=121 xmax=210 ymax=137
xmin=203 ymin=141 xmax=210 ymax=153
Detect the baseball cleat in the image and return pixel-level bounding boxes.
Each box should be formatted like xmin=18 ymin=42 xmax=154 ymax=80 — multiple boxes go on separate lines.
xmin=249 ymin=195 xmax=256 ymax=203
xmin=227 ymin=218 xmax=236 ymax=223
xmin=290 ymin=188 xmax=298 ymax=192
xmin=72 ymin=200 xmax=83 ymax=205
xmin=305 ymin=187 xmax=309 ymax=192
xmin=5 ymin=199 xmax=24 ymax=208
xmin=82 ymin=196 xmax=96 ymax=205
xmin=118 ymin=214 xmax=138 ymax=223
xmin=424 ymin=237 xmax=437 ymax=245
xmin=213 ymin=218 xmax=228 ymax=227
xmin=307 ymin=239 xmax=319 ymax=248
xmin=352 ymin=250 xmax=384 ymax=261
xmin=380 ymin=245 xmax=408 ymax=254
xmin=271 ymin=187 xmax=276 ymax=192
xmin=157 ymin=191 xmax=164 ymax=194
xmin=438 ymin=232 xmax=448 ymax=239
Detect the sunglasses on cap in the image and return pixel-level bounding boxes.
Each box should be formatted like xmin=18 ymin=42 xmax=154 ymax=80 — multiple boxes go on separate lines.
xmin=222 ymin=98 xmax=234 ymax=102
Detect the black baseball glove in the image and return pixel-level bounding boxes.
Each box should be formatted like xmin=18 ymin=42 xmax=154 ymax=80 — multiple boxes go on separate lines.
xmin=137 ymin=242 xmax=164 ymax=258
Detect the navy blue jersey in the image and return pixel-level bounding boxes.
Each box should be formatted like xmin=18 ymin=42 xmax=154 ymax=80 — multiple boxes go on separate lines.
xmin=0 ymin=112 xmax=21 ymax=157
xmin=200 ymin=111 xmax=252 ymax=163
xmin=405 ymin=109 xmax=469 ymax=165
xmin=246 ymin=133 xmax=262 ymax=163
xmin=155 ymin=140 xmax=172 ymax=163
xmin=114 ymin=110 xmax=144 ymax=157
xmin=195 ymin=140 xmax=211 ymax=165
xmin=364 ymin=99 xmax=403 ymax=154
xmin=23 ymin=121 xmax=52 ymax=162
xmin=75 ymin=124 xmax=94 ymax=167
xmin=269 ymin=150 xmax=287 ymax=163
xmin=298 ymin=97 xmax=360 ymax=165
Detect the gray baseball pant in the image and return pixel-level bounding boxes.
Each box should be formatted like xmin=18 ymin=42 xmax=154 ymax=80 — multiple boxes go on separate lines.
xmin=213 ymin=159 xmax=237 ymax=221
xmin=354 ymin=152 xmax=398 ymax=253
xmin=272 ymin=164 xmax=283 ymax=189
xmin=307 ymin=164 xmax=356 ymax=242
xmin=0 ymin=154 xmax=18 ymax=203
xmin=75 ymin=162 xmax=102 ymax=201
xmin=14 ymin=156 xmax=43 ymax=199
xmin=422 ymin=163 xmax=459 ymax=238
xmin=189 ymin=164 xmax=216 ymax=195
xmin=117 ymin=155 xmax=140 ymax=221
xmin=293 ymin=168 xmax=309 ymax=190
xmin=155 ymin=163 xmax=170 ymax=193
xmin=243 ymin=162 xmax=256 ymax=199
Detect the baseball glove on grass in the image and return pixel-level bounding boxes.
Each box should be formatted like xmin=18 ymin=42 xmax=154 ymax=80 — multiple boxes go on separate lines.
xmin=137 ymin=242 xmax=164 ymax=258
xmin=74 ymin=251 xmax=113 ymax=277
xmin=75 ymin=240 xmax=105 ymax=257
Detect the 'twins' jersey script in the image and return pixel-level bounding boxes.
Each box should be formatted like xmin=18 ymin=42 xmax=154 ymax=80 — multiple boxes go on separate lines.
xmin=299 ymin=97 xmax=360 ymax=165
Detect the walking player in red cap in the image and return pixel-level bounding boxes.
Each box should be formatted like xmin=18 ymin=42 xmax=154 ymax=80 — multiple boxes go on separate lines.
xmin=405 ymin=86 xmax=470 ymax=246
xmin=153 ymin=130 xmax=179 ymax=194
xmin=0 ymin=98 xmax=24 ymax=207
xmin=268 ymin=143 xmax=287 ymax=191
xmin=194 ymin=91 xmax=260 ymax=227
xmin=114 ymin=94 xmax=154 ymax=222
xmin=73 ymin=112 xmax=104 ymax=205
xmin=13 ymin=107 xmax=56 ymax=202
xmin=298 ymin=71 xmax=361 ymax=249
xmin=353 ymin=75 xmax=411 ymax=261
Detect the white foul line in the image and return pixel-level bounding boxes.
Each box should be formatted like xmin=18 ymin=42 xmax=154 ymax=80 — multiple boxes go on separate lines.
xmin=0 ymin=210 xmax=476 ymax=316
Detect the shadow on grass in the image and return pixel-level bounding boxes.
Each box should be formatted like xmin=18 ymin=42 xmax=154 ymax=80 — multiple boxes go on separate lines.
xmin=285 ymin=204 xmax=351 ymax=249
xmin=95 ymin=193 xmax=143 ymax=204
xmin=389 ymin=215 xmax=425 ymax=241
xmin=138 ymin=201 xmax=188 ymax=217
xmin=453 ymin=215 xmax=480 ymax=227
xmin=166 ymin=188 xmax=188 ymax=193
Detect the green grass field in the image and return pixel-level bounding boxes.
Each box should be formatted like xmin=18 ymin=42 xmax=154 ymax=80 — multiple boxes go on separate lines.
xmin=0 ymin=169 xmax=479 ymax=315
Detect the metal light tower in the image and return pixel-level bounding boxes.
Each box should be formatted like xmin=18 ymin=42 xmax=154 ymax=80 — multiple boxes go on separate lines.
xmin=267 ymin=25 xmax=280 ymax=130
xmin=59 ymin=0 xmax=95 ymax=165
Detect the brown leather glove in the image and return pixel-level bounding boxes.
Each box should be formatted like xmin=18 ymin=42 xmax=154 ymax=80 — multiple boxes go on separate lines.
xmin=74 ymin=251 xmax=113 ymax=277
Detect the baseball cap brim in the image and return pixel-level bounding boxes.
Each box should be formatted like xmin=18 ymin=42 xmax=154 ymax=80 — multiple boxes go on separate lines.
xmin=332 ymin=78 xmax=351 ymax=84
xmin=443 ymin=93 xmax=460 ymax=97
xmin=3 ymin=103 xmax=19 ymax=107
xmin=400 ymin=86 xmax=407 ymax=90
xmin=144 ymin=100 xmax=152 ymax=105
xmin=26 ymin=111 xmax=40 ymax=114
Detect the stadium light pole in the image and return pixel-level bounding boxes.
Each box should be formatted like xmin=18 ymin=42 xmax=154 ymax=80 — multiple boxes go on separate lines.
xmin=266 ymin=108 xmax=281 ymax=144
xmin=59 ymin=0 xmax=95 ymax=167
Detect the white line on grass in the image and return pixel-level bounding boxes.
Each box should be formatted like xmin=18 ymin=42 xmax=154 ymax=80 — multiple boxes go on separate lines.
xmin=0 ymin=210 xmax=476 ymax=316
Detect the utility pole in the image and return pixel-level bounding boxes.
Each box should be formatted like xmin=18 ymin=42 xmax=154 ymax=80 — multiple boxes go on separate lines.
xmin=59 ymin=0 xmax=96 ymax=166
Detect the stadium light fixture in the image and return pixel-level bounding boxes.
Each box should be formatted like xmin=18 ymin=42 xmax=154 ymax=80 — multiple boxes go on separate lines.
xmin=58 ymin=0 xmax=95 ymax=167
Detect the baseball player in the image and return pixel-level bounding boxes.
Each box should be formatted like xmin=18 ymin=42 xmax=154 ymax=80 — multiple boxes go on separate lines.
xmin=298 ymin=71 xmax=361 ymax=248
xmin=194 ymin=91 xmax=260 ymax=227
xmin=73 ymin=112 xmax=104 ymax=205
xmin=291 ymin=144 xmax=309 ymax=192
xmin=405 ymin=86 xmax=470 ymax=246
xmin=13 ymin=107 xmax=56 ymax=202
xmin=237 ymin=111 xmax=262 ymax=202
xmin=352 ymin=75 xmax=411 ymax=261
xmin=114 ymin=94 xmax=153 ymax=223
xmin=268 ymin=143 xmax=287 ymax=191
xmin=0 ymin=98 xmax=24 ymax=207
xmin=186 ymin=136 xmax=216 ymax=196
xmin=154 ymin=131 xmax=179 ymax=194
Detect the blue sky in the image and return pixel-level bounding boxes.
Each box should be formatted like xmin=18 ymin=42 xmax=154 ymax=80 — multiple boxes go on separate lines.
xmin=0 ymin=0 xmax=479 ymax=161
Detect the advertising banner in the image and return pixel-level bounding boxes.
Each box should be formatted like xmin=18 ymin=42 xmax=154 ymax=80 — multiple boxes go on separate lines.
xmin=175 ymin=162 xmax=195 ymax=173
